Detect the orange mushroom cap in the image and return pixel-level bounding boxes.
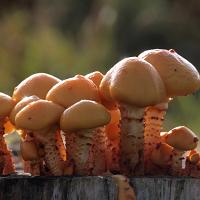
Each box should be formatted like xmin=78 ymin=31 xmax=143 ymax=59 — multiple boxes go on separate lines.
xmin=0 ymin=92 xmax=15 ymax=117
xmin=165 ymin=126 xmax=199 ymax=151
xmin=46 ymin=75 xmax=100 ymax=108
xmin=85 ymin=71 xmax=104 ymax=88
xmin=139 ymin=49 xmax=200 ymax=97
xmin=13 ymin=73 xmax=60 ymax=102
xmin=10 ymin=95 xmax=40 ymax=125
xmin=60 ymin=100 xmax=111 ymax=132
xmin=15 ymin=100 xmax=64 ymax=131
xmin=109 ymin=57 xmax=166 ymax=107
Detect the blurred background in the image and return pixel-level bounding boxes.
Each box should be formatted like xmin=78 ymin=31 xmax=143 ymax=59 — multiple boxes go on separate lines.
xmin=0 ymin=0 xmax=200 ymax=169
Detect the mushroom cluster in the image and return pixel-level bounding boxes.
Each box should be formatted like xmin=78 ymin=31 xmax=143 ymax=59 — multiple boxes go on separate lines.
xmin=0 ymin=49 xmax=200 ymax=178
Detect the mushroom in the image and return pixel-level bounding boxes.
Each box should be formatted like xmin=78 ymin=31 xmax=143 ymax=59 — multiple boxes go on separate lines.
xmin=12 ymin=73 xmax=66 ymax=174
xmin=100 ymin=57 xmax=166 ymax=175
xmin=15 ymin=99 xmax=65 ymax=175
xmin=0 ymin=92 xmax=16 ymax=174
xmin=46 ymin=75 xmax=101 ymax=172
xmin=85 ymin=71 xmax=104 ymax=88
xmin=139 ymin=49 xmax=200 ymax=174
xmin=112 ymin=175 xmax=136 ymax=200
xmin=163 ymin=126 xmax=199 ymax=175
xmin=20 ymin=140 xmax=41 ymax=175
xmin=9 ymin=95 xmax=44 ymax=175
xmin=60 ymin=100 xmax=110 ymax=175
xmin=150 ymin=142 xmax=173 ymax=175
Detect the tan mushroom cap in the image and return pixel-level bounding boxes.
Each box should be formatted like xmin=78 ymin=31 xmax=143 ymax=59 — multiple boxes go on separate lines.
xmin=60 ymin=100 xmax=111 ymax=132
xmin=10 ymin=95 xmax=40 ymax=125
xmin=165 ymin=126 xmax=199 ymax=151
xmin=85 ymin=71 xmax=104 ymax=88
xmin=109 ymin=57 xmax=166 ymax=107
xmin=139 ymin=49 xmax=200 ymax=97
xmin=99 ymin=67 xmax=118 ymax=110
xmin=13 ymin=73 xmax=60 ymax=102
xmin=20 ymin=140 xmax=39 ymax=161
xmin=0 ymin=92 xmax=15 ymax=117
xmin=46 ymin=75 xmax=100 ymax=108
xmin=15 ymin=100 xmax=64 ymax=131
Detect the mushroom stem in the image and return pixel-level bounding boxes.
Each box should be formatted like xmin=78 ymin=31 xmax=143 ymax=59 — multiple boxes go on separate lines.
xmin=119 ymin=103 xmax=145 ymax=175
xmin=24 ymin=160 xmax=41 ymax=176
xmin=0 ymin=119 xmax=15 ymax=174
xmin=170 ymin=149 xmax=187 ymax=176
xmin=144 ymin=102 xmax=168 ymax=174
xmin=55 ymin=130 xmax=66 ymax=161
xmin=33 ymin=127 xmax=64 ymax=176
xmin=65 ymin=127 xmax=106 ymax=175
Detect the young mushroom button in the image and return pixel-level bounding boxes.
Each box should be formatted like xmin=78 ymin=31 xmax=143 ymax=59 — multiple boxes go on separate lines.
xmin=0 ymin=92 xmax=16 ymax=174
xmin=100 ymin=57 xmax=166 ymax=175
xmin=139 ymin=49 xmax=200 ymax=175
xmin=15 ymin=100 xmax=65 ymax=176
xmin=163 ymin=126 xmax=199 ymax=175
xmin=60 ymin=100 xmax=111 ymax=175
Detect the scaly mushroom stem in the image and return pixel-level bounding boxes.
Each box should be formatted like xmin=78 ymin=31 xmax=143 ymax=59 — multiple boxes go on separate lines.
xmin=65 ymin=127 xmax=107 ymax=175
xmin=106 ymin=134 xmax=120 ymax=173
xmin=55 ymin=130 xmax=66 ymax=161
xmin=170 ymin=149 xmax=187 ymax=176
xmin=119 ymin=103 xmax=145 ymax=176
xmin=33 ymin=127 xmax=64 ymax=176
xmin=144 ymin=102 xmax=168 ymax=174
xmin=0 ymin=119 xmax=15 ymax=174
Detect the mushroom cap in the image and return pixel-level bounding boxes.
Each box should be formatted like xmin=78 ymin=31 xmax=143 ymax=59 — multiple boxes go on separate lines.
xmin=165 ymin=126 xmax=199 ymax=151
xmin=109 ymin=57 xmax=166 ymax=107
xmin=85 ymin=71 xmax=104 ymax=88
xmin=99 ymin=67 xmax=118 ymax=110
xmin=15 ymin=100 xmax=64 ymax=131
xmin=13 ymin=73 xmax=60 ymax=102
xmin=151 ymin=142 xmax=173 ymax=167
xmin=46 ymin=75 xmax=100 ymax=108
xmin=10 ymin=95 xmax=40 ymax=125
xmin=60 ymin=100 xmax=111 ymax=132
xmin=20 ymin=140 xmax=39 ymax=161
xmin=0 ymin=92 xmax=15 ymax=117
xmin=139 ymin=49 xmax=200 ymax=97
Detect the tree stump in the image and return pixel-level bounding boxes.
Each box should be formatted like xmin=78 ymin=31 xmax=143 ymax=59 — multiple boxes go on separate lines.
xmin=0 ymin=175 xmax=200 ymax=200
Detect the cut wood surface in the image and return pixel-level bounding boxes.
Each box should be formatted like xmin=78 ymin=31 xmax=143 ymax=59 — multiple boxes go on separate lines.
xmin=0 ymin=175 xmax=200 ymax=200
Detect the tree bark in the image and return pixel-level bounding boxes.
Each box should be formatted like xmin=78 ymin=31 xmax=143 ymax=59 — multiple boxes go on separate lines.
xmin=0 ymin=176 xmax=200 ymax=200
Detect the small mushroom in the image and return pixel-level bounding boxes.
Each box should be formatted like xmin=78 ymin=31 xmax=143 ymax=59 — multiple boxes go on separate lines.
xmin=112 ymin=175 xmax=136 ymax=200
xmin=60 ymin=100 xmax=110 ymax=175
xmin=139 ymin=49 xmax=200 ymax=174
xmin=151 ymin=142 xmax=173 ymax=175
xmin=13 ymin=73 xmax=60 ymax=102
xmin=85 ymin=71 xmax=104 ymax=88
xmin=15 ymin=99 xmax=65 ymax=175
xmin=163 ymin=126 xmax=199 ymax=175
xmin=0 ymin=92 xmax=16 ymax=174
xmin=20 ymin=139 xmax=41 ymax=176
xmin=100 ymin=57 xmax=166 ymax=175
